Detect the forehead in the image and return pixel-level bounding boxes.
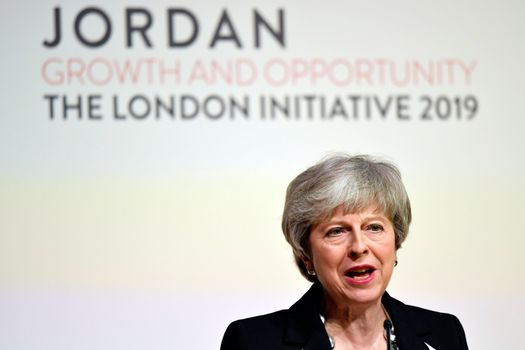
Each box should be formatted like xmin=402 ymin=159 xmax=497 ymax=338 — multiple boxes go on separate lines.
xmin=315 ymin=201 xmax=390 ymax=224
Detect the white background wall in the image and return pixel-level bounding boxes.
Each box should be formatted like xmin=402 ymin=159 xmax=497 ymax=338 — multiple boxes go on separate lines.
xmin=1 ymin=1 xmax=524 ymax=349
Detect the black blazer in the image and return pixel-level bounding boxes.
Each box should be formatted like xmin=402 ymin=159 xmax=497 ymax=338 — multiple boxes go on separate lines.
xmin=221 ymin=283 xmax=468 ymax=350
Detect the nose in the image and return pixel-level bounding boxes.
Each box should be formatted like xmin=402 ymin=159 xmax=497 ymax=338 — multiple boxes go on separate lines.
xmin=348 ymin=230 xmax=369 ymax=259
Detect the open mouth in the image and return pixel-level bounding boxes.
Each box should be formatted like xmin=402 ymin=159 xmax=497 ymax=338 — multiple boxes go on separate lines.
xmin=345 ymin=267 xmax=375 ymax=281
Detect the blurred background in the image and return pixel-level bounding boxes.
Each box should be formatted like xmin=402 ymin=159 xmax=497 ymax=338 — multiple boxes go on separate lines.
xmin=1 ymin=1 xmax=524 ymax=349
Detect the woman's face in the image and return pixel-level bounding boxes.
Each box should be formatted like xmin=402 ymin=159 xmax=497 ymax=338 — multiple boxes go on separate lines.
xmin=307 ymin=204 xmax=397 ymax=310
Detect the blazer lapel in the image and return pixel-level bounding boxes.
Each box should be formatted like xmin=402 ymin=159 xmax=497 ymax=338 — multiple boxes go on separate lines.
xmin=382 ymin=292 xmax=431 ymax=350
xmin=302 ymin=328 xmax=332 ymax=350
xmin=284 ymin=283 xmax=332 ymax=350
xmin=284 ymin=286 xmax=434 ymax=350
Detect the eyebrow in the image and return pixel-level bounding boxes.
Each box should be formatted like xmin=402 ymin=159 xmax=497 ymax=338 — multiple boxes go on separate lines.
xmin=316 ymin=214 xmax=388 ymax=229
xmin=364 ymin=214 xmax=388 ymax=221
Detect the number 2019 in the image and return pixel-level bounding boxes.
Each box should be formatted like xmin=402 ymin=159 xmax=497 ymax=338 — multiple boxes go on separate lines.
xmin=420 ymin=95 xmax=478 ymax=120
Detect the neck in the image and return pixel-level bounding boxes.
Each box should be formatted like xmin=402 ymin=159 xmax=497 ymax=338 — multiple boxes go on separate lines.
xmin=322 ymin=296 xmax=387 ymax=349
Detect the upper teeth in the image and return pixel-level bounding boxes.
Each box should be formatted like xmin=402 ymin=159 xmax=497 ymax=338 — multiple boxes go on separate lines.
xmin=353 ymin=269 xmax=368 ymax=273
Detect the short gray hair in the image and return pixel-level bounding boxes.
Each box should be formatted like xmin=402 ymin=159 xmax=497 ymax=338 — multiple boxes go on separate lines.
xmin=281 ymin=154 xmax=412 ymax=282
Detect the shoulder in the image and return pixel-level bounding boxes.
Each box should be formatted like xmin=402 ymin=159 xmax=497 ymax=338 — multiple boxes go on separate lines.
xmin=384 ymin=294 xmax=469 ymax=350
xmin=407 ymin=305 xmax=468 ymax=349
xmin=224 ymin=309 xmax=289 ymax=335
xmin=220 ymin=310 xmax=289 ymax=350
xmin=399 ymin=300 xmax=463 ymax=326
xmin=220 ymin=284 xmax=326 ymax=350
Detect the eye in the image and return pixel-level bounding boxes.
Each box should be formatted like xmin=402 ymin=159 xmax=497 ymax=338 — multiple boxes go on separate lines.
xmin=367 ymin=224 xmax=384 ymax=233
xmin=327 ymin=227 xmax=345 ymax=236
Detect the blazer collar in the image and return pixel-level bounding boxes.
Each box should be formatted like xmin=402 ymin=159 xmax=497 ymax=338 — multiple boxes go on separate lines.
xmin=382 ymin=292 xmax=431 ymax=350
xmin=284 ymin=284 xmax=432 ymax=350
xmin=284 ymin=282 xmax=332 ymax=349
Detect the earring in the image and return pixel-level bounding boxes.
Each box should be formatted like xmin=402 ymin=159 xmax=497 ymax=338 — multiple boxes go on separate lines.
xmin=394 ymin=260 xmax=398 ymax=267
xmin=302 ymin=256 xmax=316 ymax=276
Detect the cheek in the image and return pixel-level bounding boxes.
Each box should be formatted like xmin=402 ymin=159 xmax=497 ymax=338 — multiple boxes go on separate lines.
xmin=376 ymin=242 xmax=396 ymax=265
xmin=382 ymin=232 xmax=397 ymax=258
xmin=312 ymin=246 xmax=344 ymax=271
xmin=380 ymin=247 xmax=396 ymax=278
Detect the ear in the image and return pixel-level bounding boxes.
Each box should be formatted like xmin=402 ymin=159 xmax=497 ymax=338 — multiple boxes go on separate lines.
xmin=301 ymin=255 xmax=312 ymax=270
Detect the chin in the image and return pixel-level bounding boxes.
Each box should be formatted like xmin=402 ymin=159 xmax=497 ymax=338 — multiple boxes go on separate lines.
xmin=343 ymin=286 xmax=384 ymax=306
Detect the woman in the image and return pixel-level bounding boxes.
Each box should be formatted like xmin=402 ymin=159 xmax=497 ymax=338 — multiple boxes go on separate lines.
xmin=221 ymin=154 xmax=468 ymax=350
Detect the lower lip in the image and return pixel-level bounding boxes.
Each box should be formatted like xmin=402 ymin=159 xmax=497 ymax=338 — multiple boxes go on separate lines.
xmin=343 ymin=270 xmax=376 ymax=285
